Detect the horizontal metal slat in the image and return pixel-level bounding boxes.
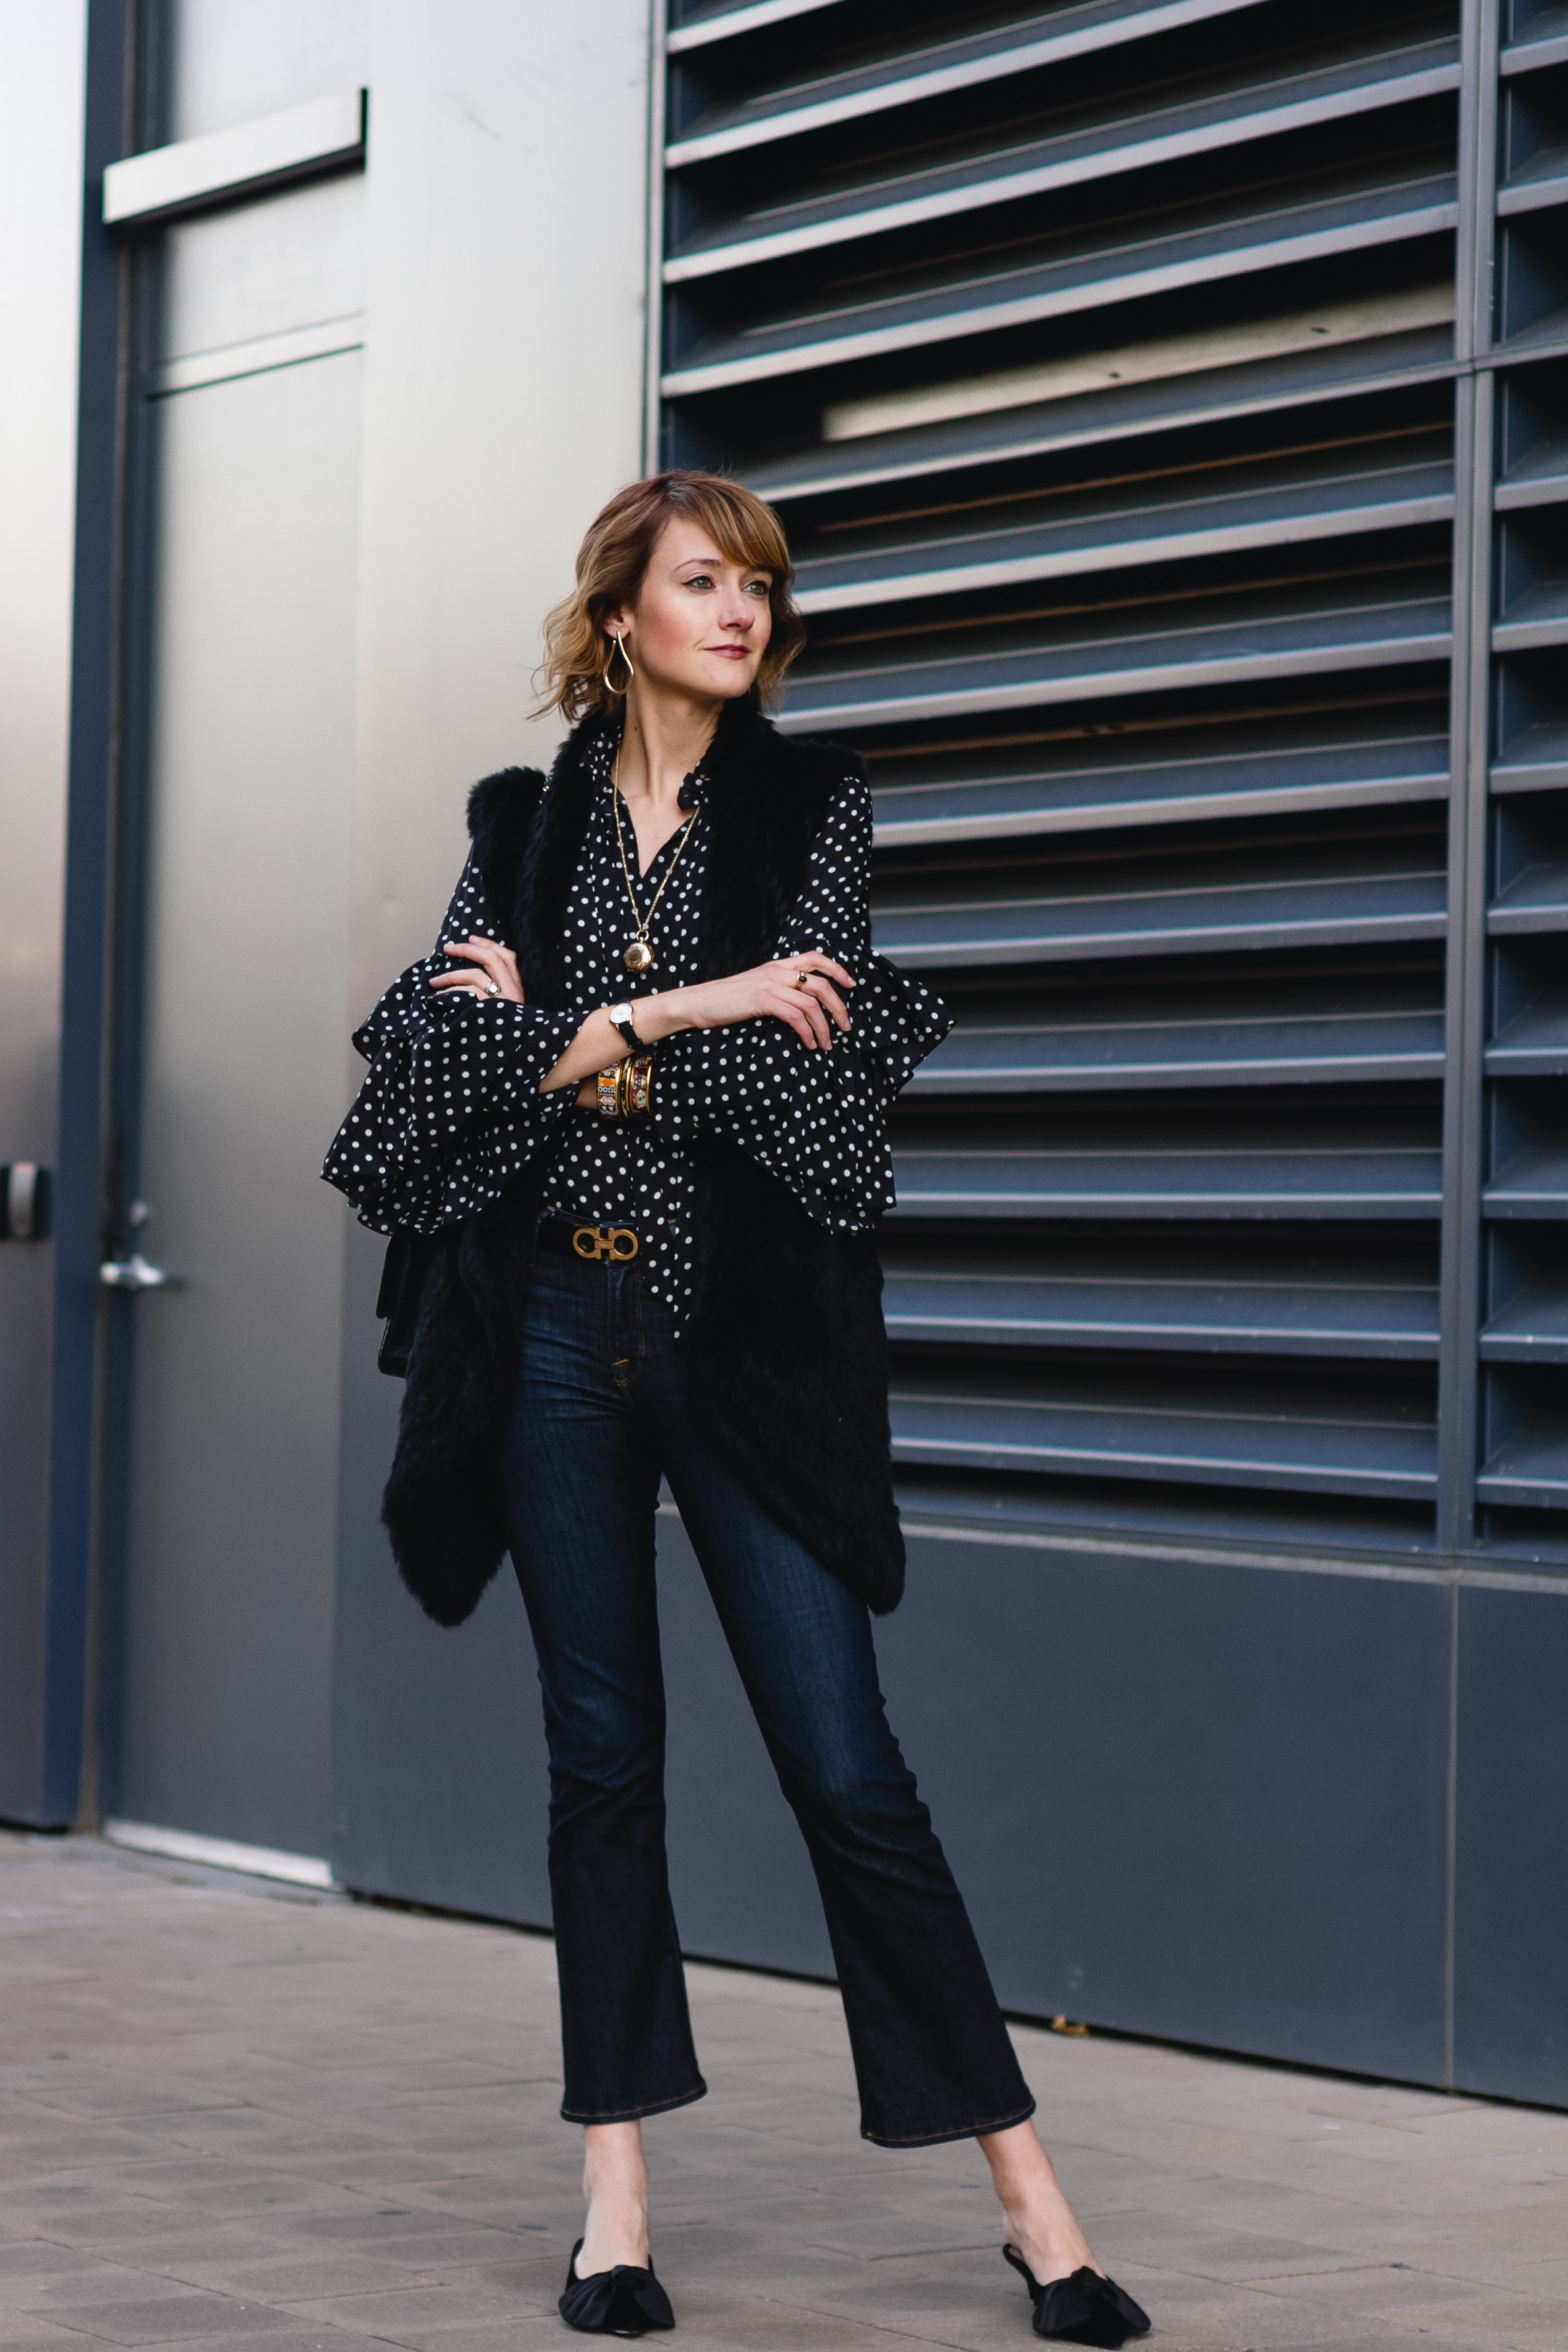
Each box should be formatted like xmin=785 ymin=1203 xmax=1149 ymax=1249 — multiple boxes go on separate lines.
xmin=1496 ymin=147 xmax=1568 ymax=219
xmin=668 ymin=0 xmax=843 ymax=54
xmin=1480 ymin=1287 xmax=1568 ymax=1363
xmin=909 ymin=1005 xmax=1445 ymax=1093
xmin=1483 ymin=1143 xmax=1568 ymax=1220
xmin=888 ymin=1375 xmax=1436 ymax=1494
xmin=1494 ymin=433 xmax=1568 ymax=512
xmin=889 ymin=1141 xmax=1443 ymax=1219
xmin=1492 ymin=723 xmax=1568 ymax=796
xmin=792 ymin=455 xmax=1454 ymax=615
xmin=751 ymin=319 xmax=1454 ymax=503
xmin=1487 ymin=864 xmax=1568 ymax=935
xmin=881 ymin=1265 xmax=1439 ymax=1356
xmin=1476 ymin=1431 xmax=1568 ymax=1508
xmin=1486 ymin=1001 xmax=1568 ymax=1076
xmin=1495 ymin=308 xmax=1568 ymax=363
xmin=778 ymin=589 xmax=1452 ymax=732
xmin=667 ymin=0 xmax=1265 ymax=156
xmin=667 ymin=41 xmax=1459 ymax=280
xmin=1493 ymin=580 xmax=1568 ymax=652
xmin=663 ymin=171 xmax=1458 ymax=394
xmin=872 ymin=732 xmax=1449 ymax=846
xmin=1500 ymin=10 xmax=1568 ymax=77
xmin=874 ymin=864 xmax=1447 ymax=967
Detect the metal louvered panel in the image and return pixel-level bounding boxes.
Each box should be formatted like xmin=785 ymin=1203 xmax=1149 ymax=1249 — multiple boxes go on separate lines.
xmin=664 ymin=172 xmax=1458 ymax=393
xmin=870 ymin=728 xmax=1450 ymax=845
xmin=657 ymin=0 xmax=1529 ymax=1551
xmin=889 ymin=1130 xmax=1445 ymax=1218
xmin=668 ymin=0 xmax=1275 ymax=151
xmin=880 ymin=1245 xmax=1441 ymax=1355
xmin=667 ymin=41 xmax=1460 ymax=277
xmin=790 ymin=452 xmax=1454 ymax=612
xmin=887 ymin=1367 xmax=1438 ymax=1494
xmin=780 ymin=588 xmax=1453 ymax=730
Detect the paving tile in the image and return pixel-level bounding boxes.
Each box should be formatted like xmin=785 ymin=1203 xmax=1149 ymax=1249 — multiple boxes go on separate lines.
xmin=272 ymin=2284 xmax=558 ymax=2338
xmin=80 ymin=2338 xmax=373 ymax=2352
xmin=0 ymin=2329 xmax=121 ymax=2352
xmin=16 ymin=2302 xmax=299 ymax=2347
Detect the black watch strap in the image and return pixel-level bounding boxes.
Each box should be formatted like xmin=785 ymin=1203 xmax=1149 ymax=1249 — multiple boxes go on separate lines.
xmin=609 ymin=1003 xmax=653 ymax=1054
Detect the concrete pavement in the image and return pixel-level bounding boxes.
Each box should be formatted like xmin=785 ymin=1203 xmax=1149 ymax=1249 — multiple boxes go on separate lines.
xmin=2 ymin=1829 xmax=1564 ymax=2352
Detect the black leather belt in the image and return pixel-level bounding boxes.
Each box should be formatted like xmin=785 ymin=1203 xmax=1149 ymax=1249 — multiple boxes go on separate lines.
xmin=534 ymin=1213 xmax=641 ymax=1264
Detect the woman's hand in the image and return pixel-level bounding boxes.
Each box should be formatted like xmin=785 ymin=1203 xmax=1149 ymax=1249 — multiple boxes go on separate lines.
xmin=430 ymin=935 xmax=525 ymax=1003
xmin=541 ymin=952 xmax=856 ymax=1097
xmin=667 ymin=952 xmax=854 ymax=1050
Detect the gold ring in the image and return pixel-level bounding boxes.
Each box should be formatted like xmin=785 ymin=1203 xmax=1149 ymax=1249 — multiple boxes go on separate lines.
xmin=795 ymin=969 xmax=812 ymax=989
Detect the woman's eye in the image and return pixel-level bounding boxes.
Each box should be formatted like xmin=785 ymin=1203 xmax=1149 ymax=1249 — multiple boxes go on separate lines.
xmin=684 ymin=572 xmax=714 ymax=590
xmin=745 ymin=579 xmax=770 ymax=596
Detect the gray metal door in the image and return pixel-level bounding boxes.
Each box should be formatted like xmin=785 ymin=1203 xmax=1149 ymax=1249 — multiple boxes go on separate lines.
xmin=105 ymin=165 xmax=365 ymax=1857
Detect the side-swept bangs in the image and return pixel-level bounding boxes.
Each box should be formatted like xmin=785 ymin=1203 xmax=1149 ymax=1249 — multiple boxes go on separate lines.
xmin=536 ymin=470 xmax=807 ymax=723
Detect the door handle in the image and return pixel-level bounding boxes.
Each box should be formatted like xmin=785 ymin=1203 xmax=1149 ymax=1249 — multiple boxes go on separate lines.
xmin=1 ymin=1163 xmax=50 ymax=1240
xmin=99 ymin=1252 xmax=184 ymax=1291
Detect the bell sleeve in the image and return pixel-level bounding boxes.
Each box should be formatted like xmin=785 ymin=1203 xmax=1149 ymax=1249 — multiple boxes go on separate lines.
xmin=322 ymin=850 xmax=583 ymax=1234
xmin=647 ymin=770 xmax=950 ymax=1231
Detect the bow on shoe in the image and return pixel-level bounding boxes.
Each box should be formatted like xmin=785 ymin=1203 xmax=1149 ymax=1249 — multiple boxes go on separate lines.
xmin=559 ymin=2240 xmax=676 ymax=2336
xmin=1003 ymin=2246 xmax=1151 ymax=2348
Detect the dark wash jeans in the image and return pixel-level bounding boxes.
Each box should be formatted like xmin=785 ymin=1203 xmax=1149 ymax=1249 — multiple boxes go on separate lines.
xmin=490 ymin=1216 xmax=1035 ymax=2147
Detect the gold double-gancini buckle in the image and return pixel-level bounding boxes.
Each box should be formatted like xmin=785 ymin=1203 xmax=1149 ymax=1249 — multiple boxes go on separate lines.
xmin=572 ymin=1224 xmax=639 ymax=1262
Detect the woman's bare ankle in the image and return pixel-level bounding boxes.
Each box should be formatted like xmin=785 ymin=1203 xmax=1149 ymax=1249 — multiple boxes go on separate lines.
xmin=578 ymin=2121 xmax=650 ymax=2275
xmin=977 ymin=2118 xmax=1100 ymax=2285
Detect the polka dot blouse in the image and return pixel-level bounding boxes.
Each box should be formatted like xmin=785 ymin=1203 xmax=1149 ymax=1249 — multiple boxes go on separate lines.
xmin=323 ymin=727 xmax=952 ymax=1329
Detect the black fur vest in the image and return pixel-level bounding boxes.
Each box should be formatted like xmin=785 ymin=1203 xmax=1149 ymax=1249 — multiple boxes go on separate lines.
xmin=380 ymin=700 xmax=907 ymax=1627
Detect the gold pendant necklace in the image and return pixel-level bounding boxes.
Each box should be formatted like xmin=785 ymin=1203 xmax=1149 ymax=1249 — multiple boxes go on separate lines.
xmin=610 ymin=742 xmax=701 ymax=975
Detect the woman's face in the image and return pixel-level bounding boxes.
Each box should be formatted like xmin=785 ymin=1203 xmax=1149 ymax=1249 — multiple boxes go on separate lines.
xmin=607 ymin=516 xmax=774 ymax=706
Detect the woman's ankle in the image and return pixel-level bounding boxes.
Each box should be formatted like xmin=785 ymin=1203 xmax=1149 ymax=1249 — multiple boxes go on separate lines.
xmin=579 ymin=2120 xmax=651 ymax=2271
xmin=978 ymin=2121 xmax=1098 ymax=2279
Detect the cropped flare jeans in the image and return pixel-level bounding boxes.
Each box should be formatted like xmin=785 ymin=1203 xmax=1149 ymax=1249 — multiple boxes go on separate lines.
xmin=491 ymin=1217 xmax=1034 ymax=2149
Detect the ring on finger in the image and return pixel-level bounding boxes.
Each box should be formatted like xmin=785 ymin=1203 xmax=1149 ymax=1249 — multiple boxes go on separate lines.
xmin=484 ymin=978 xmax=501 ymax=996
xmin=794 ymin=969 xmax=813 ymax=989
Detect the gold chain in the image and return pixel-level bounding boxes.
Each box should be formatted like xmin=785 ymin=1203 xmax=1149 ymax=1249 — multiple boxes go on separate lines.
xmin=610 ymin=740 xmax=701 ymax=965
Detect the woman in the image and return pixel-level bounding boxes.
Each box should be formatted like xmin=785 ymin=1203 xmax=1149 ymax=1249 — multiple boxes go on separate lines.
xmin=324 ymin=472 xmax=1150 ymax=2348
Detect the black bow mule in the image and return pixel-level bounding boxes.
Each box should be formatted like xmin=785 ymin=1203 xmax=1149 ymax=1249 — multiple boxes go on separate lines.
xmin=559 ymin=2238 xmax=676 ymax=2336
xmin=1003 ymin=2244 xmax=1151 ymax=2346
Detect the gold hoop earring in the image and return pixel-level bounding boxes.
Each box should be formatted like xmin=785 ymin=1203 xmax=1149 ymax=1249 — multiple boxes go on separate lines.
xmin=603 ymin=633 xmax=635 ymax=694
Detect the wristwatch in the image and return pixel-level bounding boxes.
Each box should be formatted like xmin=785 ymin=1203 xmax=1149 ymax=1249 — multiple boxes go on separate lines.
xmin=608 ymin=1001 xmax=654 ymax=1054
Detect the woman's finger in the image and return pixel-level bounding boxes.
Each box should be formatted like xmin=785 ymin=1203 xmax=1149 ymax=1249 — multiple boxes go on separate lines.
xmin=435 ymin=937 xmax=524 ymax=1001
xmin=790 ymin=952 xmax=854 ymax=988
xmin=444 ymin=936 xmax=503 ymax=972
xmin=802 ymin=975 xmax=850 ymax=1031
xmin=768 ymin=987 xmax=830 ymax=1049
xmin=792 ymin=976 xmax=845 ymax=1043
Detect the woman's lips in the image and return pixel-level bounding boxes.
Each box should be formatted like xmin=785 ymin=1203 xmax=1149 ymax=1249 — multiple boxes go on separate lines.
xmin=707 ymin=643 xmax=750 ymax=658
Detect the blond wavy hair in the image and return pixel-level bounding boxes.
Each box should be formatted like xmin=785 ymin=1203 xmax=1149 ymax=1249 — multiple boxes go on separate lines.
xmin=535 ymin=471 xmax=807 ymax=723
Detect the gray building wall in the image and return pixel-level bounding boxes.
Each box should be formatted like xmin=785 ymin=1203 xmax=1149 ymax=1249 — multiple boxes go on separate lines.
xmin=0 ymin=0 xmax=88 ymax=1825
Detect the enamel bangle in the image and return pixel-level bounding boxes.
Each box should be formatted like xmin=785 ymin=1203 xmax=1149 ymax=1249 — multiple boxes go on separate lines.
xmin=625 ymin=1055 xmax=654 ymax=1116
